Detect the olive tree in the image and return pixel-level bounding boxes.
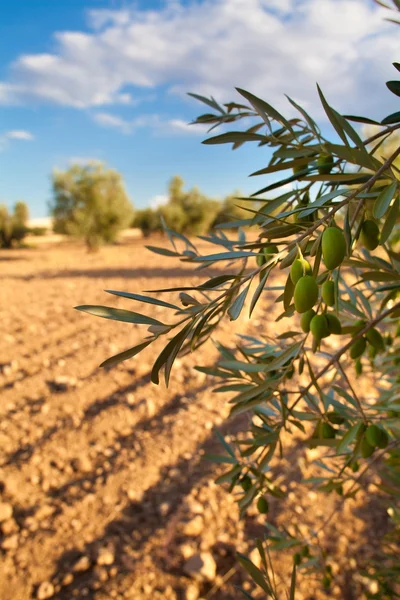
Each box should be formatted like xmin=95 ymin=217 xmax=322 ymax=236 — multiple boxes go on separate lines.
xmin=76 ymin=6 xmax=400 ymax=598
xmin=50 ymin=162 xmax=134 ymax=251
xmin=0 ymin=201 xmax=29 ymax=248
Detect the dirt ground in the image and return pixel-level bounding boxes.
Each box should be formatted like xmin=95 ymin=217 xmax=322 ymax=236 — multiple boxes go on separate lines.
xmin=0 ymin=237 xmax=391 ymax=600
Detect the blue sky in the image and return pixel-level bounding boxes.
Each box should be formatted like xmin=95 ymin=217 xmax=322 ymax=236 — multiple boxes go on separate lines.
xmin=0 ymin=0 xmax=399 ymax=218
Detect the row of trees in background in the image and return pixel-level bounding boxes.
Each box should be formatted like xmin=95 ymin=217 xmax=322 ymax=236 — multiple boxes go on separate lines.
xmin=1 ymin=164 xmax=249 ymax=252
xmin=133 ymin=175 xmax=249 ymax=236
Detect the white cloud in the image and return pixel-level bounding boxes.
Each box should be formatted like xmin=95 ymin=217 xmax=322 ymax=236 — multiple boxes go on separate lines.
xmin=92 ymin=111 xmax=208 ymax=135
xmin=0 ymin=129 xmax=35 ymax=151
xmin=6 ymin=130 xmax=34 ymax=140
xmin=0 ymin=0 xmax=398 ymax=120
xmin=149 ymin=194 xmax=169 ymax=209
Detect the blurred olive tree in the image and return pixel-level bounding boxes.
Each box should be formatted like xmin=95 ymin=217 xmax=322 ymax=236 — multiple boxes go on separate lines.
xmin=50 ymin=162 xmax=134 ymax=251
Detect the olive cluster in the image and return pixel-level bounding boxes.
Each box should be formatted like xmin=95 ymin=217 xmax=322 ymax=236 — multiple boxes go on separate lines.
xmin=292 ymin=227 xmax=346 ymax=349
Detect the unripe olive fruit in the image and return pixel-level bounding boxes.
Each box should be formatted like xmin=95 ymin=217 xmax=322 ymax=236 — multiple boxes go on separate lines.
xmin=366 ymin=328 xmax=384 ymax=351
xmin=351 ymin=461 xmax=360 ymax=473
xmin=293 ymin=553 xmax=302 ymax=565
xmin=294 ymin=276 xmax=319 ymax=313
xmin=322 ymin=575 xmax=332 ymax=589
xmin=256 ymin=250 xmax=266 ymax=267
xmin=256 ymin=245 xmax=279 ymax=266
xmin=321 ymin=422 xmax=336 ymax=438
xmin=300 ymin=309 xmax=316 ymax=333
xmin=386 ymin=333 xmax=393 ymax=346
xmin=350 ymin=337 xmax=367 ymax=359
xmin=327 ymin=411 xmax=345 ymax=425
xmin=317 ymin=154 xmax=334 ymax=175
xmin=360 ymin=219 xmax=380 ymax=251
xmin=310 ymin=314 xmax=330 ymax=340
xmin=325 ymin=313 xmax=342 ymax=335
xmin=375 ymin=427 xmax=389 ymax=449
xmin=353 ymin=319 xmax=366 ymax=333
xmin=361 ymin=436 xmax=375 ymax=458
xmin=290 ymin=258 xmax=312 ymax=284
xmin=293 ymin=163 xmax=306 ymax=175
xmin=240 ymin=475 xmax=252 ymax=491
xmin=322 ymin=227 xmax=347 ymax=270
xmin=256 ymin=496 xmax=269 ymax=514
xmin=366 ymin=424 xmax=383 ymax=447
xmin=321 ymin=280 xmax=335 ymax=306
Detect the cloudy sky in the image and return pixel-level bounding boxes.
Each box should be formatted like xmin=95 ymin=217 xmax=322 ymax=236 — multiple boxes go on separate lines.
xmin=0 ymin=0 xmax=398 ymax=218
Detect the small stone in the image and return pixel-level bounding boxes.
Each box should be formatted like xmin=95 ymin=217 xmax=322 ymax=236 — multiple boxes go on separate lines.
xmin=126 ymin=393 xmax=135 ymax=405
xmin=96 ymin=547 xmax=115 ymax=566
xmin=1 ymin=518 xmax=18 ymax=535
xmin=159 ymin=502 xmax=170 ymax=517
xmin=183 ymin=515 xmax=204 ymax=537
xmin=94 ymin=566 xmax=108 ymax=582
xmin=62 ymin=573 xmax=74 ymax=586
xmin=73 ymin=555 xmax=91 ymax=572
xmin=184 ymin=584 xmax=199 ymax=600
xmin=183 ymin=552 xmax=216 ymax=581
xmin=2 ymin=534 xmax=18 ymax=550
xmin=37 ymin=581 xmax=55 ymax=599
xmin=47 ymin=376 xmax=77 ymax=392
xmin=180 ymin=543 xmax=196 ymax=560
xmin=145 ymin=398 xmax=156 ymax=417
xmin=0 ymin=502 xmax=13 ymax=522
xmin=71 ymin=456 xmax=92 ymax=473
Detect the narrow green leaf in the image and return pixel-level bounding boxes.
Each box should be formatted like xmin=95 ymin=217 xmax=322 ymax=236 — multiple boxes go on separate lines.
xmin=145 ymin=245 xmax=180 ymax=257
xmin=237 ymin=553 xmax=272 ymax=594
xmin=381 ymin=197 xmax=399 ymax=244
xmin=283 ymin=274 xmax=295 ymax=311
xmin=237 ymin=88 xmax=295 ymax=137
xmin=337 ymin=422 xmax=364 ymax=454
xmin=219 ymin=360 xmax=267 ymax=373
xmin=229 ymin=285 xmax=250 ymax=321
xmin=344 ymin=115 xmax=380 ymax=125
xmin=250 ymin=271 xmax=269 ymax=316
xmin=286 ymin=94 xmax=321 ymax=137
xmin=373 ymin=182 xmax=398 ymax=219
xmin=187 ymin=92 xmax=225 ymax=114
xmin=317 ymin=84 xmax=348 ymax=145
xmin=100 ymin=340 xmax=152 ymax=368
xmin=193 ymin=251 xmax=256 ymax=261
xmin=386 ymin=80 xmax=400 ymax=98
xmin=151 ymin=322 xmax=192 ymax=385
xmin=75 ymin=305 xmax=163 ymax=326
xmin=202 ymin=131 xmax=267 ymax=145
xmin=381 ymin=111 xmax=400 ymax=125
xmin=199 ymin=274 xmax=237 ymax=288
xmin=304 ymin=173 xmax=371 ymax=184
xmin=215 ymin=429 xmax=237 ymax=458
xmin=105 ymin=290 xmax=179 ymax=310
